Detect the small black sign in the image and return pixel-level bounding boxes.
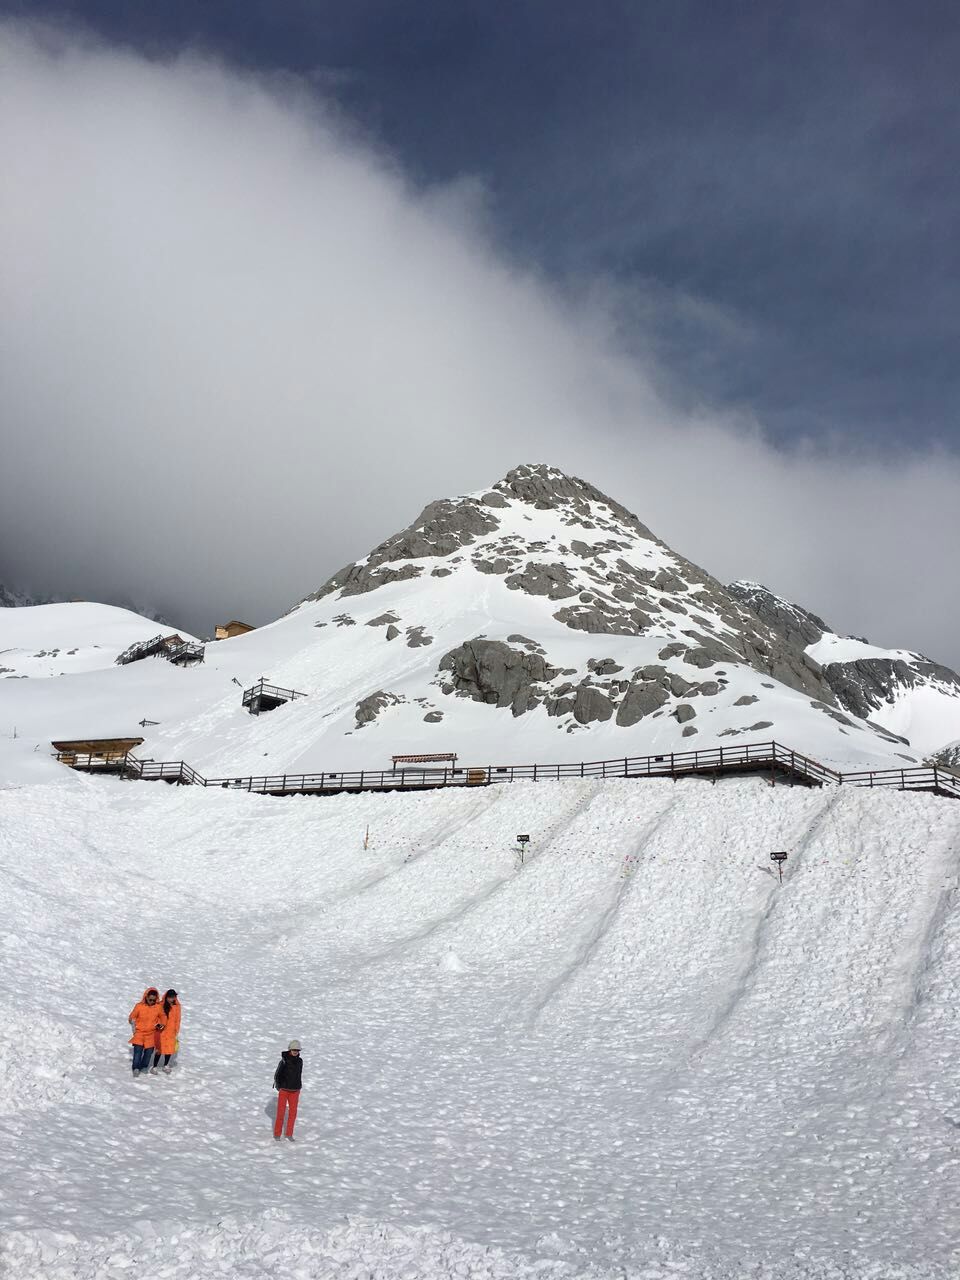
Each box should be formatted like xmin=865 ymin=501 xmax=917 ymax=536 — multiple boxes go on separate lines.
xmin=770 ymin=851 xmax=788 ymax=863
xmin=517 ymin=834 xmax=530 ymax=844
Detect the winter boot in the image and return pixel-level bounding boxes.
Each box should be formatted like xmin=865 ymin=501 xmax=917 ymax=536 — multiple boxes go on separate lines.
xmin=149 ymin=1066 xmax=159 ymax=1075
xmin=162 ymin=1066 xmax=172 ymax=1074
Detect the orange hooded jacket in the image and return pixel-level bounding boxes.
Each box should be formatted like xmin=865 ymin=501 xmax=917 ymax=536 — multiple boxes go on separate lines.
xmin=156 ymin=996 xmax=181 ymax=1055
xmin=128 ymin=988 xmax=165 ymax=1046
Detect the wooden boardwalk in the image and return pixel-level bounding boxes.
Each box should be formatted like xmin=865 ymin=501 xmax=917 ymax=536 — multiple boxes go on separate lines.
xmin=54 ymin=739 xmax=960 ymax=801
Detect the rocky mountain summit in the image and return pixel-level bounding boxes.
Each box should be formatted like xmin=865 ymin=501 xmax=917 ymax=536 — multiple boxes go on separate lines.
xmin=285 ymin=463 xmax=957 ymax=765
xmin=5 ymin=463 xmax=958 ymax=778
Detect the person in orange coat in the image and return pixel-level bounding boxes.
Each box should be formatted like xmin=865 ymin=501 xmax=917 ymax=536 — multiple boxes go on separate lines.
xmin=128 ymin=987 xmax=164 ymax=1077
xmin=151 ymin=990 xmax=181 ymax=1075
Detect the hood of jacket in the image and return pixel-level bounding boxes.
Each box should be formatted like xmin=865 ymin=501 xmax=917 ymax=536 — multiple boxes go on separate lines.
xmin=142 ymin=987 xmax=160 ymax=1003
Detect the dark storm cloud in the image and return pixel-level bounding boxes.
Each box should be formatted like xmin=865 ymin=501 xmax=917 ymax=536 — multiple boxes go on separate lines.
xmin=1 ymin=21 xmax=959 ymax=668
xmin=10 ymin=1 xmax=960 ymax=446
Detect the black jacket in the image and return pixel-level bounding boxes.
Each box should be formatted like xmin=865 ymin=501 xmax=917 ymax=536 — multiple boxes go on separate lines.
xmin=273 ymin=1051 xmax=303 ymax=1092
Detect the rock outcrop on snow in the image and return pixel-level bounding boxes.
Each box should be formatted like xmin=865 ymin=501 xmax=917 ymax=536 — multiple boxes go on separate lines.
xmin=728 ymin=579 xmax=960 ymax=743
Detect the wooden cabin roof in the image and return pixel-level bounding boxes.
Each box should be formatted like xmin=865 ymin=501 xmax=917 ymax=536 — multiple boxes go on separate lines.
xmin=51 ymin=736 xmax=144 ymax=752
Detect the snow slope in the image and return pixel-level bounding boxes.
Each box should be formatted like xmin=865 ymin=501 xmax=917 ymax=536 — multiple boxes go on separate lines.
xmin=2 ymin=775 xmax=959 ymax=1277
xmin=0 ymin=601 xmax=194 ymax=679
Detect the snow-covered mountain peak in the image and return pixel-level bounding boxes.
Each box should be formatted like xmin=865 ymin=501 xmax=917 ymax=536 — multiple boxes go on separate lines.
xmin=4 ymin=464 xmax=958 ymax=781
xmin=261 ymin=465 xmax=931 ymax=769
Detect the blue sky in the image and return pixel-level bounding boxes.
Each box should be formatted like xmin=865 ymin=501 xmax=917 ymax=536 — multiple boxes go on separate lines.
xmin=6 ymin=0 xmax=959 ymax=446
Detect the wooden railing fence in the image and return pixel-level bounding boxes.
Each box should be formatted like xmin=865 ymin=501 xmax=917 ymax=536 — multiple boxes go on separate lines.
xmin=54 ymin=740 xmax=960 ymax=801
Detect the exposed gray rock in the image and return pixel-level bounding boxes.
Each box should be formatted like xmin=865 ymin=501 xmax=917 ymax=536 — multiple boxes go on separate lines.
xmin=734 ymin=694 xmax=759 ymax=706
xmin=748 ymin=721 xmax=774 ymax=730
xmin=305 ymin=496 xmax=499 ymax=600
xmin=506 ymin=634 xmax=544 ymax=651
xmin=473 ymin=557 xmax=513 ymax=575
xmin=927 ymin=742 xmax=960 ymax=772
xmin=355 ymin=690 xmax=403 ymax=727
xmin=726 ymin=581 xmax=828 ymax=647
xmin=423 ymin=711 xmax=444 ymax=723
xmin=638 ymin=664 xmax=669 ymax=683
xmin=682 ymin=725 xmax=699 ymax=737
xmin=683 ymin=648 xmax=718 ymax=670
xmin=573 ymin=684 xmax=615 ymax=725
xmin=659 ymin=643 xmax=687 ymax=660
xmin=385 ymin=624 xmax=400 ymax=641
xmin=366 ymin=612 xmax=400 ymax=627
xmin=697 ymin=681 xmax=721 ymax=697
xmin=553 ymin=602 xmax=651 ymax=635
xmin=338 ymin=563 xmax=424 ymax=598
xmin=588 ymin=657 xmax=624 ymax=675
xmin=668 ymin=673 xmax=696 ymax=696
xmin=653 ymin=568 xmax=688 ymax=593
xmin=480 ymin=490 xmax=509 ymax=508
xmin=431 ymin=567 xmax=453 ymax=578
xmin=406 ymin=626 xmax=433 ymax=647
xmin=493 ymin=465 xmax=655 ymax=538
xmin=504 ymin=562 xmax=578 ymax=600
xmin=616 ymin=680 xmax=670 ymax=727
xmin=674 ymin=704 xmax=696 ymax=723
xmin=822 ymin=656 xmax=960 ymax=719
xmin=438 ymin=639 xmax=558 ymax=717
xmin=333 ymin=613 xmax=356 ymax=627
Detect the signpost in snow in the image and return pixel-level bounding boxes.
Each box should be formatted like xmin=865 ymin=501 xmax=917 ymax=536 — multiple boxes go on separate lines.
xmin=517 ymin=834 xmax=530 ymax=865
xmin=770 ymin=851 xmax=788 ymax=883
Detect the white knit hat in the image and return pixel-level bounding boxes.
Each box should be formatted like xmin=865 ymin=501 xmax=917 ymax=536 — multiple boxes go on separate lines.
xmin=288 ymin=1039 xmax=301 ymax=1051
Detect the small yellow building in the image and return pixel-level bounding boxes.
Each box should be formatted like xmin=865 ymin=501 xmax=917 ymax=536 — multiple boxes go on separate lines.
xmin=215 ymin=621 xmax=255 ymax=640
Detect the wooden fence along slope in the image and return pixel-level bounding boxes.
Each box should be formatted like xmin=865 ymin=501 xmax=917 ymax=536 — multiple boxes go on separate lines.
xmin=54 ymin=739 xmax=960 ymax=801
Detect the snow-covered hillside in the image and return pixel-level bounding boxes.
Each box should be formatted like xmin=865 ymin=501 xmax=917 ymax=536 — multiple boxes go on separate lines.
xmin=1 ymin=465 xmax=946 ymax=786
xmin=0 ymin=601 xmax=192 ymax=680
xmin=727 ymin=581 xmax=960 ymax=756
xmin=2 ymin=774 xmax=958 ymax=1278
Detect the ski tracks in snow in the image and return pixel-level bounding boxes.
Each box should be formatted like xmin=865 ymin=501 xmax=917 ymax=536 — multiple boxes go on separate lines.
xmin=524 ymin=792 xmax=683 ymax=1030
xmin=682 ymin=785 xmax=846 ymax=1065
xmin=353 ymin=782 xmax=605 ymax=967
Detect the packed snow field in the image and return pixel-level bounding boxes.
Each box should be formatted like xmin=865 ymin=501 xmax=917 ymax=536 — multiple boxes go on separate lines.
xmin=2 ymin=772 xmax=959 ymax=1278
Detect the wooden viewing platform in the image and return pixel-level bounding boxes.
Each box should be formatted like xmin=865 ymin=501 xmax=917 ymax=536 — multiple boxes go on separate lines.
xmin=52 ymin=739 xmax=960 ymax=802
xmin=116 ymin=634 xmax=204 ymax=667
xmin=241 ymin=679 xmax=308 ymax=716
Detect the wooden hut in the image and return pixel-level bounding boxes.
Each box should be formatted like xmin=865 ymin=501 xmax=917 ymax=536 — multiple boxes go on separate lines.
xmin=52 ymin=737 xmax=144 ymax=772
xmin=215 ymin=621 xmax=255 ymax=640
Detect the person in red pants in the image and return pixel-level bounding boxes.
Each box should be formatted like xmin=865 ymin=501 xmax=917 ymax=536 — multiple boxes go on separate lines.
xmin=273 ymin=1040 xmax=303 ymax=1141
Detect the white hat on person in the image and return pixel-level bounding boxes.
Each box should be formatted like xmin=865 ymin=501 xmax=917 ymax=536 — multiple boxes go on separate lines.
xmin=288 ymin=1039 xmax=301 ymax=1051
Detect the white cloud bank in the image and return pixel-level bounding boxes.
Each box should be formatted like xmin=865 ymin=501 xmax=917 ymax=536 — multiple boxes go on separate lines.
xmin=1 ymin=21 xmax=958 ymax=664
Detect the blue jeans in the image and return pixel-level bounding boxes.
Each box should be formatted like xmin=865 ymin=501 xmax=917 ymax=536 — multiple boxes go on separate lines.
xmin=132 ymin=1043 xmax=154 ymax=1073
